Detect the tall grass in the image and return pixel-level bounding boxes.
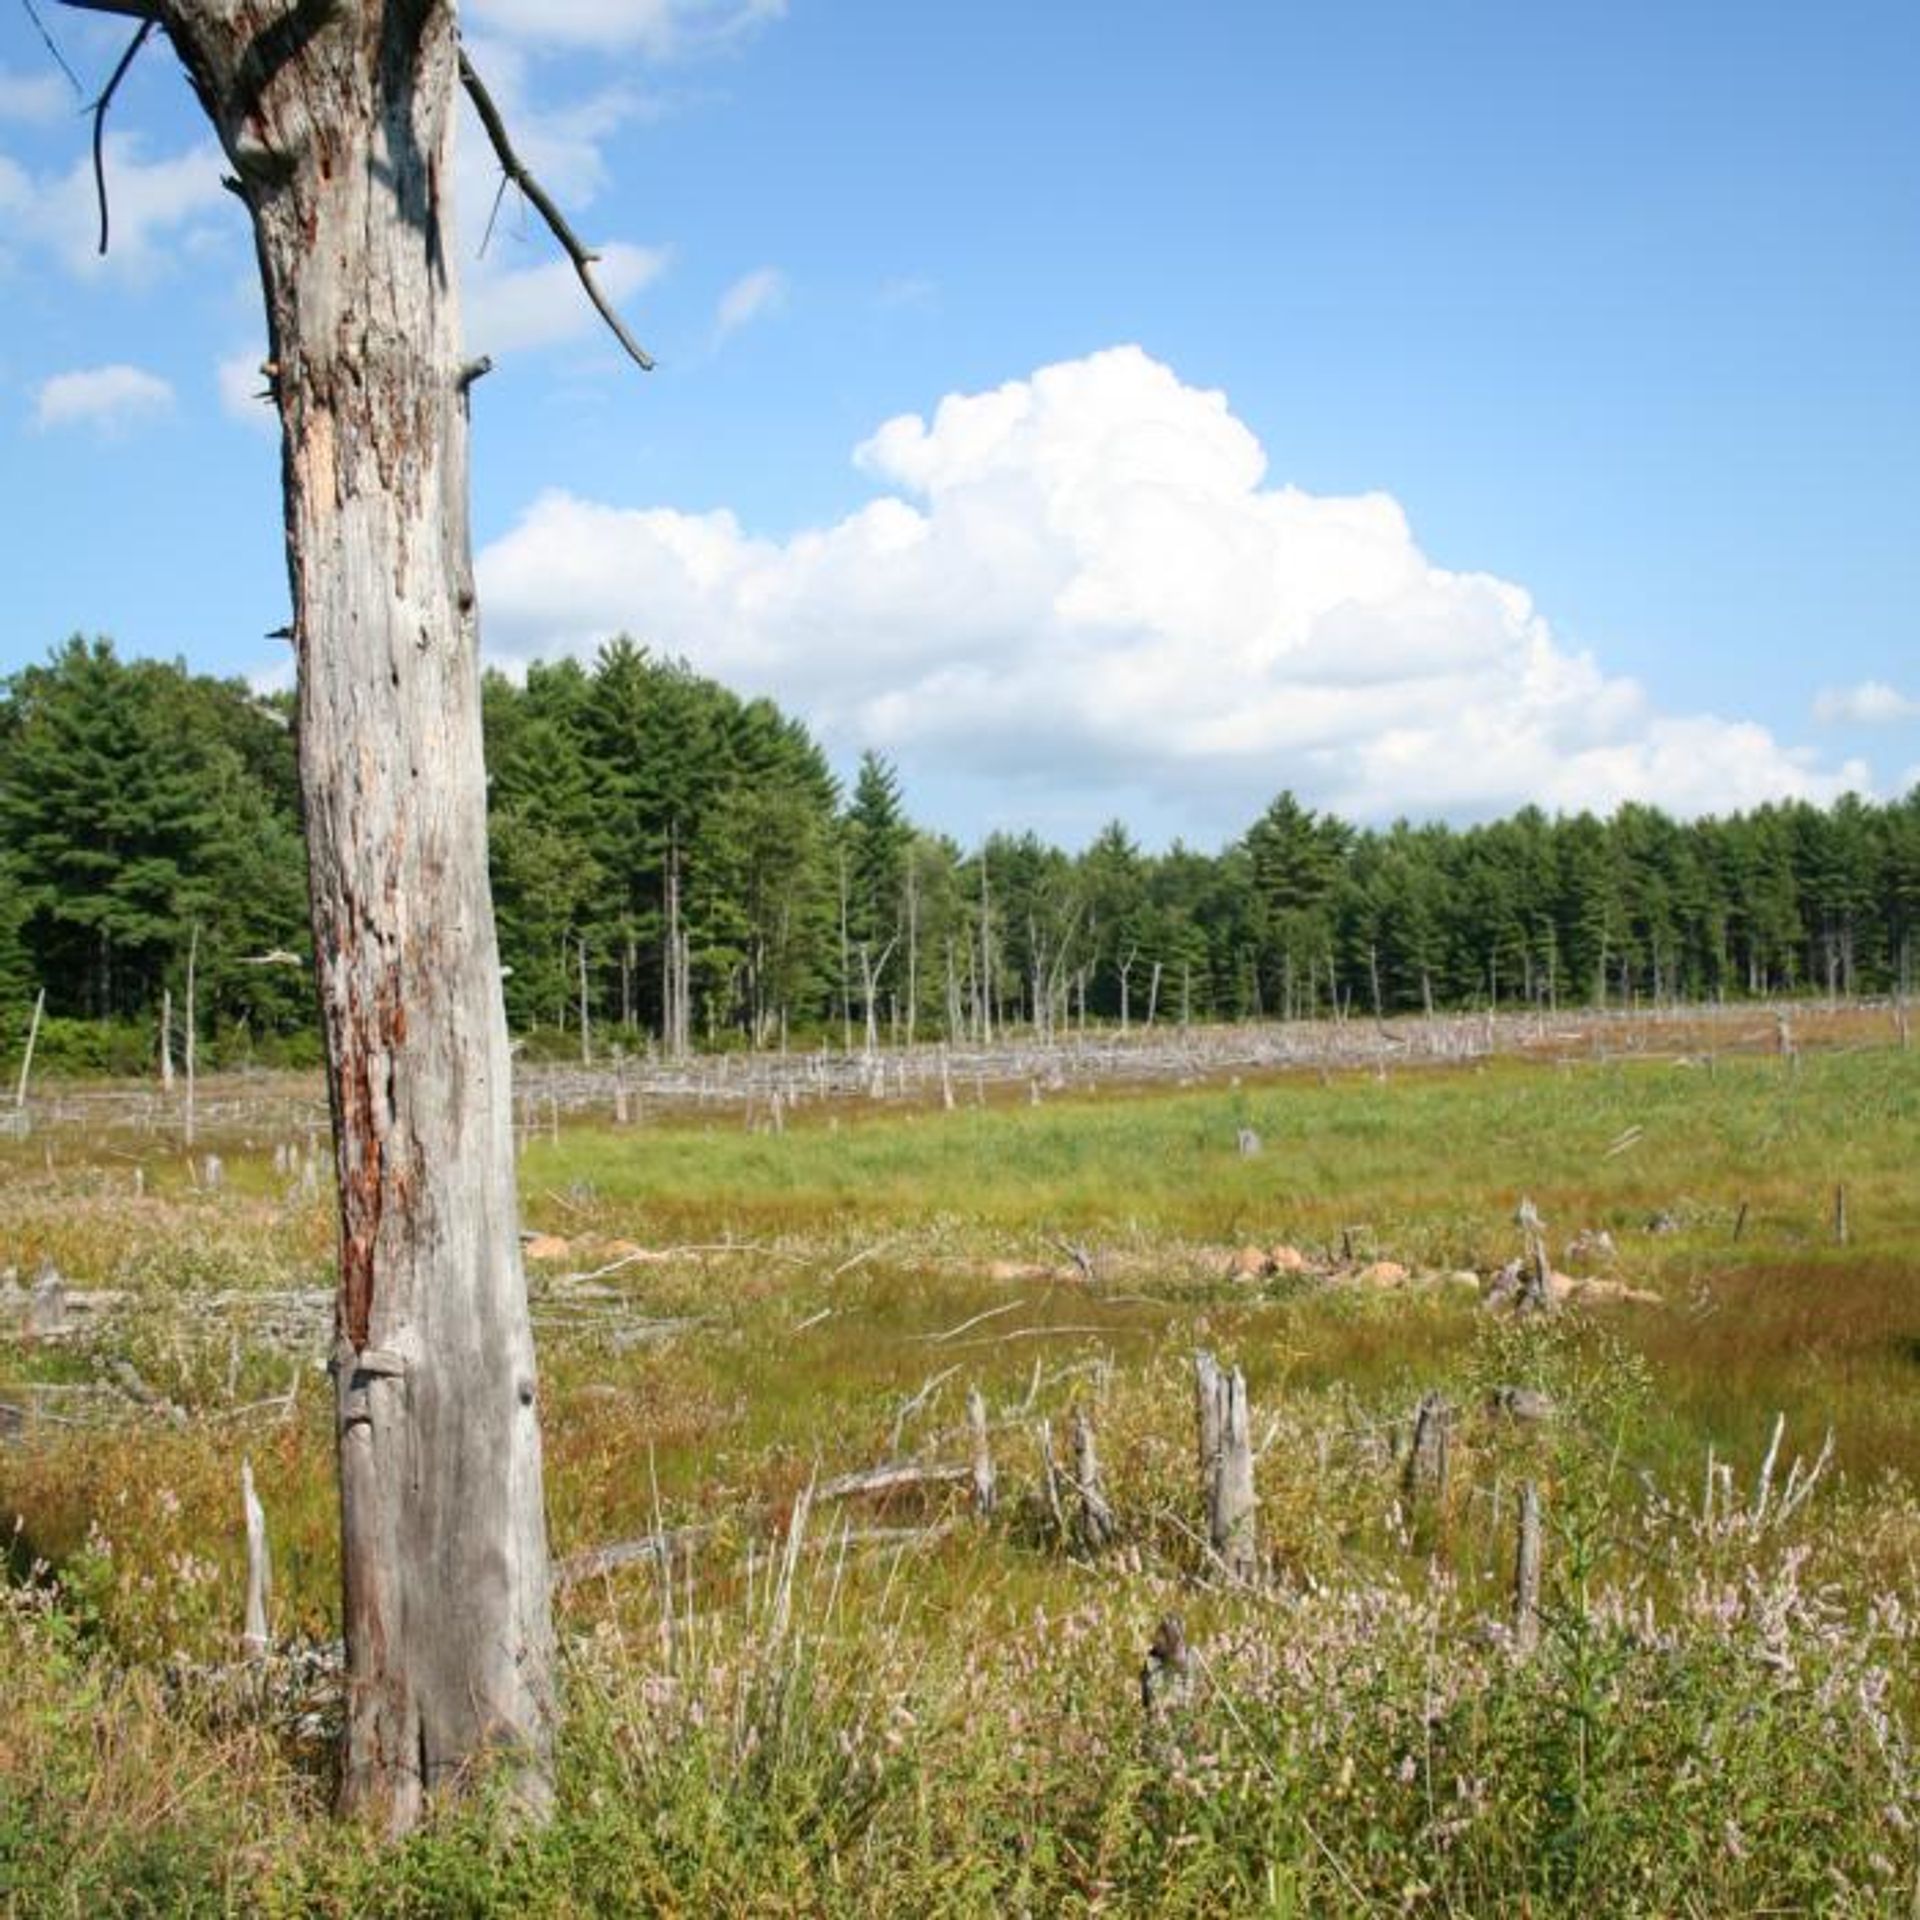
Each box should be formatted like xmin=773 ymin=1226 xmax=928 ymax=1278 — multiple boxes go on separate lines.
xmin=1 ymin=1040 xmax=1916 ymax=1911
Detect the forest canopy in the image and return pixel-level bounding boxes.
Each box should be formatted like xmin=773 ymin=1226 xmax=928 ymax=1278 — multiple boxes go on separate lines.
xmin=2 ymin=635 xmax=1916 ymax=1069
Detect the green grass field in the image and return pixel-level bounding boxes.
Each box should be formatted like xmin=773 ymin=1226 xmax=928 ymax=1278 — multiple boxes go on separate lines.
xmin=2 ymin=1036 xmax=1916 ymax=1914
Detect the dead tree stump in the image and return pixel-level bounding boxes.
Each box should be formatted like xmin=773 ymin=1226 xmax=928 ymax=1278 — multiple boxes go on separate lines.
xmin=1513 ymin=1480 xmax=1543 ymax=1658
xmin=27 ymin=1263 xmax=66 ymax=1339
xmin=1036 ymin=1418 xmax=1066 ymax=1541
xmin=1195 ymin=1350 xmax=1223 ymax=1482
xmin=1515 ymin=1196 xmax=1551 ymax=1312
xmin=1069 ymin=1407 xmax=1115 ymax=1553
xmin=1195 ymin=1352 xmax=1258 ymax=1581
xmin=242 ymin=1457 xmax=273 ymax=1658
xmin=1140 ymin=1614 xmax=1192 ymax=1714
xmin=1403 ymin=1391 xmax=1452 ymax=1507
xmin=967 ymin=1386 xmax=996 ymax=1518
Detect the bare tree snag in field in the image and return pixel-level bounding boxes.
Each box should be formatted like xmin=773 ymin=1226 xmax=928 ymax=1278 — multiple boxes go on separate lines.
xmin=1036 ymin=1416 xmax=1067 ymax=1539
xmin=1194 ymin=1352 xmax=1257 ymax=1580
xmin=1139 ymin=1614 xmax=1191 ymax=1715
xmin=967 ymin=1385 xmax=996 ymax=1517
xmin=241 ymin=1456 xmax=272 ymax=1658
xmin=183 ymin=921 xmax=197 ymax=1148
xmin=12 ymin=986 xmax=44 ymax=1116
xmin=1403 ymin=1391 xmax=1451 ymax=1508
xmin=1069 ymin=1406 xmax=1115 ymax=1553
xmin=1512 ymin=1480 xmax=1543 ymax=1658
xmin=54 ymin=0 xmax=649 ymax=1834
xmin=1195 ymin=1350 xmax=1222 ymax=1484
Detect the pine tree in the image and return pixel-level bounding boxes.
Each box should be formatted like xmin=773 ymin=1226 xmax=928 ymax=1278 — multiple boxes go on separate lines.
xmin=1244 ymin=792 xmax=1351 ymax=1018
xmin=0 ymin=638 xmax=309 ymax=1040
xmin=842 ymin=752 xmax=912 ymax=1045
xmin=1080 ymin=820 xmax=1150 ymax=1025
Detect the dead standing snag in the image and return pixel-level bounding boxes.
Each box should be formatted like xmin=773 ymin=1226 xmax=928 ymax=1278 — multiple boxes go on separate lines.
xmin=57 ymin=0 xmax=654 ymax=1836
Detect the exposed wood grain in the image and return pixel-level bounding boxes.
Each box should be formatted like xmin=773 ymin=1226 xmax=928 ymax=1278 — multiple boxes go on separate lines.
xmin=134 ymin=0 xmax=555 ymax=1835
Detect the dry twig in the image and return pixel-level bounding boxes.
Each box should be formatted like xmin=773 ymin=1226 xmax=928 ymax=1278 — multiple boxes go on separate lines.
xmin=458 ymin=50 xmax=656 ymax=372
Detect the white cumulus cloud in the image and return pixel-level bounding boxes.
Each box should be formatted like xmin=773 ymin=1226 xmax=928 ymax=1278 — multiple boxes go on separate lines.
xmin=1813 ymin=681 xmax=1920 ymax=726
xmin=476 ymin=345 xmax=1868 ymax=841
xmin=0 ymin=66 xmax=72 ymax=125
xmin=13 ymin=132 xmax=231 ymax=278
xmin=33 ymin=362 xmax=174 ymax=432
xmin=714 ymin=265 xmax=786 ymax=339
xmin=465 ymin=0 xmax=784 ymax=57
xmin=465 ymin=242 xmax=670 ymax=358
xmin=450 ymin=39 xmax=667 ymax=362
xmin=216 ymin=350 xmax=277 ymax=432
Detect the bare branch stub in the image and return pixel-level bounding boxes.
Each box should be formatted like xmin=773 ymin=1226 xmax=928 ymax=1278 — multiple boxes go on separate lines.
xmin=457 ymin=48 xmax=656 ymax=373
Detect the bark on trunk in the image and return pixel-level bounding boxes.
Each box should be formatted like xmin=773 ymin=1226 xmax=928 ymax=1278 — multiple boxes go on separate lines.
xmin=164 ymin=1 xmax=552 ymax=1832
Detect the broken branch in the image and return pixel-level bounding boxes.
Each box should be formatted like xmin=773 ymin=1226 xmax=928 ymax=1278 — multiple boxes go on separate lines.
xmin=92 ymin=16 xmax=154 ymax=257
xmin=457 ymin=49 xmax=656 ymax=372
xmin=815 ymin=1461 xmax=972 ymax=1503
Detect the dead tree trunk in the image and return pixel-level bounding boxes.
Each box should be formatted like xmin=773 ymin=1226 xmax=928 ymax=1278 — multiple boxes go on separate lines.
xmin=977 ymin=854 xmax=994 ymax=1045
xmin=1116 ymin=946 xmax=1138 ymax=1034
xmin=125 ymin=3 xmax=554 ymax=1832
xmin=13 ymin=986 xmax=44 ymax=1116
xmin=664 ymin=826 xmax=690 ymax=1062
xmin=857 ymin=936 xmax=898 ymax=1058
xmin=904 ymin=852 xmax=919 ymax=1049
xmin=943 ymin=940 xmax=963 ymax=1041
xmin=577 ymin=935 xmax=592 ymax=1066
xmin=837 ymin=849 xmax=854 ymax=1053
xmin=183 ymin=924 xmax=198 ymax=1149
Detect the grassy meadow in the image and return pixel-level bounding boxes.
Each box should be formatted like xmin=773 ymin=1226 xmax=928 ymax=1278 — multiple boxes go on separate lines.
xmin=2 ymin=1025 xmax=1917 ymax=1914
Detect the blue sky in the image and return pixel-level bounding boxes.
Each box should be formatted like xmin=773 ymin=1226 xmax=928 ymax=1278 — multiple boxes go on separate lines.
xmin=2 ymin=0 xmax=1915 ymax=847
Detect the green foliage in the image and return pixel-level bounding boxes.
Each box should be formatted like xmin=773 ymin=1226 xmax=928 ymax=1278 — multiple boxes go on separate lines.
xmin=843 ymin=749 xmax=911 ymax=950
xmin=7 ymin=636 xmax=1920 ymax=1077
xmin=483 ymin=642 xmax=843 ymax=1045
xmin=0 ymin=638 xmax=310 ymax=1041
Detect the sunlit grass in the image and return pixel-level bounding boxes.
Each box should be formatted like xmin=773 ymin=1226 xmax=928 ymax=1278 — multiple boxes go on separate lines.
xmin=2 ymin=1037 xmax=1916 ymax=1912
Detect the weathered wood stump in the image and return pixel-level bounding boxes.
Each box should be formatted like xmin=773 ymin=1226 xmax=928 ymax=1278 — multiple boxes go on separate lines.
xmin=1195 ymin=1352 xmax=1257 ymax=1581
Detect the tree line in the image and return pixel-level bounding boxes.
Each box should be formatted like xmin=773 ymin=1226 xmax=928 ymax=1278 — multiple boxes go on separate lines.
xmin=3 ymin=635 xmax=1917 ymax=1066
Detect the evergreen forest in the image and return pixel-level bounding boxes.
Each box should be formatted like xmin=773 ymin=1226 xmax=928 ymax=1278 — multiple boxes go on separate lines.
xmin=3 ymin=635 xmax=1917 ymax=1071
